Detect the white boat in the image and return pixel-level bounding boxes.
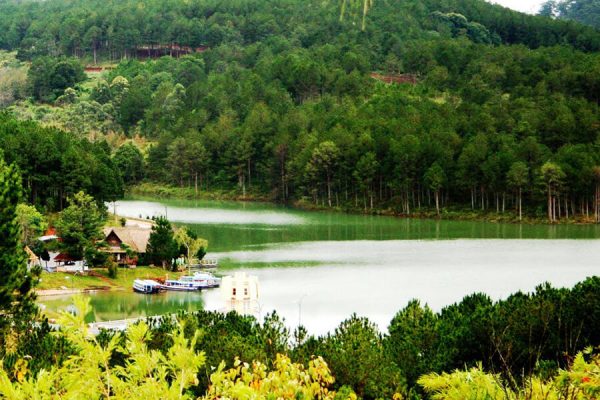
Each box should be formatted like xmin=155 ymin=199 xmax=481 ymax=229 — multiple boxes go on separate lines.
xmin=160 ymin=276 xmax=206 ymax=291
xmin=160 ymin=272 xmax=221 ymax=291
xmin=192 ymin=271 xmax=221 ymax=288
xmin=133 ymin=279 xmax=163 ymax=294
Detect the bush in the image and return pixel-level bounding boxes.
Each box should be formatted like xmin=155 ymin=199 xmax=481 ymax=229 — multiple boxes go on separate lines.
xmin=107 ymin=257 xmax=118 ymax=278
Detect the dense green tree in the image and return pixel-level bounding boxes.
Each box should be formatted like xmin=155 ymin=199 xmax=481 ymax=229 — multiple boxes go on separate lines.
xmin=55 ymin=191 xmax=106 ymax=263
xmin=321 ymin=314 xmax=403 ymax=399
xmin=113 ymin=143 xmax=144 ymax=184
xmin=146 ymin=216 xmax=178 ymax=269
xmin=27 ymin=57 xmax=85 ymax=102
xmin=386 ymin=300 xmax=439 ymax=388
xmin=15 ymin=204 xmax=47 ymax=248
xmin=306 ymin=141 xmax=340 ymax=207
xmin=0 ymin=158 xmax=38 ymax=351
xmin=0 ymin=114 xmax=122 ymax=209
xmin=540 ymin=162 xmax=566 ymax=222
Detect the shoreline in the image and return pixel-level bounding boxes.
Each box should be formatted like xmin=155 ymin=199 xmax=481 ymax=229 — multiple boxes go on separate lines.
xmin=36 ymin=287 xmax=115 ymax=297
xmin=127 ymin=183 xmax=599 ymax=226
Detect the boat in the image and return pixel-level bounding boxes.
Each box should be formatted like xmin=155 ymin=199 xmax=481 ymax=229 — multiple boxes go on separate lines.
xmin=191 ymin=271 xmax=221 ymax=288
xmin=160 ymin=276 xmax=206 ymax=291
xmin=159 ymin=272 xmax=221 ymax=291
xmin=133 ymin=279 xmax=164 ymax=294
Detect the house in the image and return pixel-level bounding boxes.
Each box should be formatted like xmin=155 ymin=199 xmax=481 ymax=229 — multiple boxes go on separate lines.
xmin=221 ymin=272 xmax=260 ymax=316
xmin=53 ymin=253 xmax=87 ymax=273
xmin=102 ymin=227 xmax=152 ymax=266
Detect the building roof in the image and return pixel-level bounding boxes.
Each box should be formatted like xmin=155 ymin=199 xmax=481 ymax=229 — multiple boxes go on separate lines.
xmin=54 ymin=252 xmax=76 ymax=262
xmin=103 ymin=227 xmax=152 ymax=253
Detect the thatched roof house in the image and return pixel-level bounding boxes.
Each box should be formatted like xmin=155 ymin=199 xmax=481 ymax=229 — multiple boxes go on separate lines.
xmin=102 ymin=227 xmax=152 ymax=266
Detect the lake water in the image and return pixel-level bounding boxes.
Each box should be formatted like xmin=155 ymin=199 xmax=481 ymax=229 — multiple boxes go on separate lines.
xmin=40 ymin=198 xmax=600 ymax=335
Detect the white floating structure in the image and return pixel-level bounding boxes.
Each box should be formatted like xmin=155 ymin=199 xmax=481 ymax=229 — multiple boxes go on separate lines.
xmin=221 ymin=272 xmax=260 ymax=316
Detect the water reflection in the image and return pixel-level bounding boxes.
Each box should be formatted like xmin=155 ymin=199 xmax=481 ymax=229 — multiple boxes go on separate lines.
xmin=41 ymin=290 xmax=204 ymax=323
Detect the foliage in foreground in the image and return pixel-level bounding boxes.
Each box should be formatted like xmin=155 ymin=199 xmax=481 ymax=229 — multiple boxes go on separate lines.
xmin=0 ymin=297 xmax=205 ymax=399
xmin=204 ymin=354 xmax=352 ymax=400
xmin=0 ymin=298 xmax=354 ymax=399
xmin=419 ymin=349 xmax=600 ymax=400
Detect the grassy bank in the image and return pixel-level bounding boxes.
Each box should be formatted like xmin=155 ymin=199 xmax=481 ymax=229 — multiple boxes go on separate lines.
xmin=36 ymin=266 xmax=183 ymax=292
xmin=129 ymin=183 xmax=597 ymax=225
xmin=128 ymin=182 xmax=271 ymax=202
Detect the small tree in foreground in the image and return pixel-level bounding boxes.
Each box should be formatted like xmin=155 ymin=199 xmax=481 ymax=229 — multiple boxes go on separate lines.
xmin=418 ymin=348 xmax=600 ymax=399
xmin=203 ymin=354 xmax=354 ymax=400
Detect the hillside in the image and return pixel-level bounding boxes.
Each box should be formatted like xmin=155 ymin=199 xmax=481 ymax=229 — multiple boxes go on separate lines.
xmin=540 ymin=0 xmax=600 ymax=29
xmin=0 ymin=0 xmax=599 ymax=222
xmin=2 ymin=0 xmax=600 ymax=61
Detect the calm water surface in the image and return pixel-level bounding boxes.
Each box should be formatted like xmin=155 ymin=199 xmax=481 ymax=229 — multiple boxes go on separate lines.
xmin=41 ymin=198 xmax=600 ymax=334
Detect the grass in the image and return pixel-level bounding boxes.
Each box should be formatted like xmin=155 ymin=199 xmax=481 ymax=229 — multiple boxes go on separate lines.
xmin=37 ymin=272 xmax=110 ymax=291
xmin=128 ymin=182 xmax=271 ymax=202
xmin=36 ymin=266 xmax=184 ymax=292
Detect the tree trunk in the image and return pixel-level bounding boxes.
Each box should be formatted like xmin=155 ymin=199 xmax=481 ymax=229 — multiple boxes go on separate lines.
xmin=547 ymin=185 xmax=552 ymax=222
xmin=326 ymin=173 xmax=332 ymax=207
xmin=518 ymin=187 xmax=522 ymax=221
xmin=248 ymin=159 xmax=251 ymax=187
xmin=435 ymin=190 xmax=440 ymax=216
xmin=481 ymin=187 xmax=485 ymax=211
xmin=471 ymin=187 xmax=474 ymax=210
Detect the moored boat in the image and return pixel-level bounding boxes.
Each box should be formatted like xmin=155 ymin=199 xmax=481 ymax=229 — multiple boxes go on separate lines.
xmin=192 ymin=271 xmax=221 ymax=288
xmin=159 ymin=272 xmax=221 ymax=291
xmin=160 ymin=276 xmax=205 ymax=291
xmin=133 ymin=279 xmax=163 ymax=294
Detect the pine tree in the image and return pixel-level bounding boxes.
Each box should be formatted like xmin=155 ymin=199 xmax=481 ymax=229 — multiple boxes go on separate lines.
xmin=0 ymin=158 xmax=38 ymax=350
xmin=147 ymin=216 xmax=178 ymax=269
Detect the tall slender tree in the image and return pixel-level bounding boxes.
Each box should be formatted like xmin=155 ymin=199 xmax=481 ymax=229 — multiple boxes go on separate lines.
xmin=507 ymin=162 xmax=529 ymax=221
xmin=0 ymin=158 xmax=38 ymax=349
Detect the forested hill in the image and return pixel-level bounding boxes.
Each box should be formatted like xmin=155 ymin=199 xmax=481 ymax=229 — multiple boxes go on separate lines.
xmin=540 ymin=0 xmax=600 ymax=29
xmin=1 ymin=0 xmax=600 ymax=222
xmin=1 ymin=0 xmax=600 ymax=62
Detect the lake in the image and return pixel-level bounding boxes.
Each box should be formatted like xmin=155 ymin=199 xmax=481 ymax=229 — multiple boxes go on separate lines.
xmin=40 ymin=198 xmax=600 ymax=335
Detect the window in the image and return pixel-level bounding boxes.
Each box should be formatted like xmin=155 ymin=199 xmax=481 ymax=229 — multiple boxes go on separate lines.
xmin=232 ymin=288 xmax=237 ymax=296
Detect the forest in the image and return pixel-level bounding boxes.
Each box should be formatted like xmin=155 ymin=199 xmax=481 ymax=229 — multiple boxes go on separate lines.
xmin=0 ymin=0 xmax=600 ymax=223
xmin=540 ymin=0 xmax=600 ymax=29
